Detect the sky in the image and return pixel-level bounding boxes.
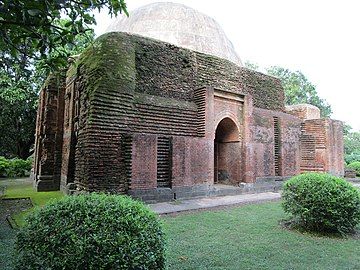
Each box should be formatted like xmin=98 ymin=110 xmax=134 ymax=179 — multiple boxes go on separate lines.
xmin=94 ymin=0 xmax=360 ymax=131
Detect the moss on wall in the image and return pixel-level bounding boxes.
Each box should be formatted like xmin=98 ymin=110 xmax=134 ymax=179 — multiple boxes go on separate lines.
xmin=73 ymin=32 xmax=285 ymax=112
xmin=67 ymin=32 xmax=286 ymax=192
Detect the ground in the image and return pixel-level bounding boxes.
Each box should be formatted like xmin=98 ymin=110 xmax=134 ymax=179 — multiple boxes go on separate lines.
xmin=1 ymin=178 xmax=359 ymax=270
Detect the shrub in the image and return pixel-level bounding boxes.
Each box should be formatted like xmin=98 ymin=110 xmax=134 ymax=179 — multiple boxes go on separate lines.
xmin=345 ymin=152 xmax=360 ymax=165
xmin=0 ymin=156 xmax=10 ymax=177
xmin=3 ymin=157 xmax=32 ymax=178
xmin=347 ymin=161 xmax=360 ymax=176
xmin=15 ymin=194 xmax=165 ymax=269
xmin=282 ymin=172 xmax=360 ymax=234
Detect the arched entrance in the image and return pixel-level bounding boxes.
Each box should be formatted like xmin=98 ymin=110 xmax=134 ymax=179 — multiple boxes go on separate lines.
xmin=214 ymin=118 xmax=242 ymax=185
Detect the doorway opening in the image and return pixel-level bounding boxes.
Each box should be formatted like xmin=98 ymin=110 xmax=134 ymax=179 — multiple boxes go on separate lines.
xmin=214 ymin=118 xmax=241 ymax=185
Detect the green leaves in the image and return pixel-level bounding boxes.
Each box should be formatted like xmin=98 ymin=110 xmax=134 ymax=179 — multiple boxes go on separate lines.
xmin=282 ymin=173 xmax=360 ymax=234
xmin=0 ymin=0 xmax=128 ymax=72
xmin=244 ymin=62 xmax=333 ymax=118
xmin=0 ymin=17 xmax=96 ymax=159
xmin=15 ymin=194 xmax=166 ymax=269
xmin=347 ymin=162 xmax=360 ymax=176
xmin=0 ymin=157 xmax=32 ymax=177
xmin=266 ymin=66 xmax=333 ymax=117
xmin=344 ymin=131 xmax=360 ymax=163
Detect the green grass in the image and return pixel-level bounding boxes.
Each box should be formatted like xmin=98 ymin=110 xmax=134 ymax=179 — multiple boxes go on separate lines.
xmin=163 ymin=202 xmax=360 ymax=270
xmin=0 ymin=178 xmax=64 ymax=270
xmin=1 ymin=178 xmax=359 ymax=269
xmin=0 ymin=178 xmax=64 ymax=226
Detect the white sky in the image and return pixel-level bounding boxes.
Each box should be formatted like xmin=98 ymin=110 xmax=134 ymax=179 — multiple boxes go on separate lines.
xmin=94 ymin=0 xmax=360 ymax=131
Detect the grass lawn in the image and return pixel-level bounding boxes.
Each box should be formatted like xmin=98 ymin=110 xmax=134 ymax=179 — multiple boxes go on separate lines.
xmin=1 ymin=178 xmax=359 ymax=269
xmin=0 ymin=178 xmax=64 ymax=225
xmin=163 ymin=202 xmax=360 ymax=270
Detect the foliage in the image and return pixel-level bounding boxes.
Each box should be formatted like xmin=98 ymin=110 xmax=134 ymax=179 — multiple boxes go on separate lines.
xmin=244 ymin=62 xmax=332 ymax=117
xmin=15 ymin=193 xmax=165 ymax=270
xmin=282 ymin=173 xmax=360 ymax=234
xmin=0 ymin=156 xmax=10 ymax=177
xmin=266 ymin=67 xmax=332 ymax=117
xmin=0 ymin=157 xmax=32 ymax=177
xmin=343 ymin=123 xmax=353 ymax=136
xmin=344 ymin=131 xmax=360 ymax=164
xmin=345 ymin=153 xmax=360 ymax=165
xmin=244 ymin=60 xmax=260 ymax=71
xmin=0 ymin=0 xmax=123 ymax=159
xmin=6 ymin=158 xmax=32 ymax=178
xmin=0 ymin=0 xmax=127 ymax=71
xmin=0 ymin=75 xmax=39 ymax=159
xmin=0 ymin=20 xmax=95 ymax=159
xmin=2 ymin=177 xmax=360 ymax=269
xmin=347 ymin=162 xmax=360 ymax=176
xmin=344 ymin=131 xmax=360 ymax=155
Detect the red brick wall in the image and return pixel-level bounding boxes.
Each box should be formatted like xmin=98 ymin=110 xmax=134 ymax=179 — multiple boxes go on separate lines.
xmin=248 ymin=108 xmax=302 ymax=180
xmin=172 ymin=136 xmax=213 ymax=187
xmin=326 ymin=120 xmax=344 ymax=176
xmin=300 ymin=119 xmax=344 ymax=176
xmin=131 ymin=134 xmax=157 ymax=190
xmin=33 ymin=73 xmax=66 ymax=191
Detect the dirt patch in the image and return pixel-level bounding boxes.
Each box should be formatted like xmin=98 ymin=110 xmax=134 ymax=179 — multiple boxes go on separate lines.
xmin=0 ymin=198 xmax=33 ymax=270
xmin=0 ymin=198 xmax=33 ymax=225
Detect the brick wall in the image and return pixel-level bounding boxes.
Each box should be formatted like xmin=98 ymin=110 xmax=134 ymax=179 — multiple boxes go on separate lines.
xmin=33 ymin=32 xmax=343 ymax=196
xmin=300 ymin=119 xmax=344 ymax=176
xmin=248 ymin=108 xmax=301 ymax=179
xmin=131 ymin=33 xmax=285 ymax=110
xmin=33 ymin=73 xmax=66 ymax=191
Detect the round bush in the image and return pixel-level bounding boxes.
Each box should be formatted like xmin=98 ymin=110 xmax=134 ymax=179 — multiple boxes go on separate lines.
xmin=282 ymin=173 xmax=360 ymax=234
xmin=347 ymin=161 xmax=360 ymax=176
xmin=15 ymin=194 xmax=165 ymax=269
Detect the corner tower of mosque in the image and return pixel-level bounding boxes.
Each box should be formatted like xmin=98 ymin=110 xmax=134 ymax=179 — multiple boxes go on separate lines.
xmin=32 ymin=3 xmax=344 ymax=201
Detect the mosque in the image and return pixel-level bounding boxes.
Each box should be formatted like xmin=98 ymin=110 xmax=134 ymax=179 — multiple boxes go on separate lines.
xmin=32 ymin=2 xmax=344 ymax=202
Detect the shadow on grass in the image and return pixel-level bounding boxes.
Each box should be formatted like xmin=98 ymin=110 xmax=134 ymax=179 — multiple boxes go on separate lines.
xmin=279 ymin=218 xmax=360 ymax=240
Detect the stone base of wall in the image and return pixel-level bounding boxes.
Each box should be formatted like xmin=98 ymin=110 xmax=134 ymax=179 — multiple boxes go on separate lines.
xmin=34 ymin=175 xmax=59 ymax=191
xmin=345 ymin=169 xmax=357 ymax=178
xmin=129 ymin=176 xmax=291 ymax=203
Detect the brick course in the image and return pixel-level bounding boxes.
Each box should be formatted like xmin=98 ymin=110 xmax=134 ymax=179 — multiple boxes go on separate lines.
xmin=32 ymin=32 xmax=344 ymax=200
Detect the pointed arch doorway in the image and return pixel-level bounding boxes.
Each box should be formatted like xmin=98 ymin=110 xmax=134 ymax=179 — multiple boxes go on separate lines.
xmin=214 ymin=117 xmax=242 ymax=185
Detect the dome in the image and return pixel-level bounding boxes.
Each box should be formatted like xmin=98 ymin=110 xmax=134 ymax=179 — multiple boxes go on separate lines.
xmin=106 ymin=2 xmax=243 ymax=66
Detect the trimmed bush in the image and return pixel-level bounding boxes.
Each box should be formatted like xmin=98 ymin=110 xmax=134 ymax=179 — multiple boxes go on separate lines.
xmin=347 ymin=161 xmax=360 ymax=176
xmin=15 ymin=194 xmax=165 ymax=269
xmin=282 ymin=173 xmax=360 ymax=234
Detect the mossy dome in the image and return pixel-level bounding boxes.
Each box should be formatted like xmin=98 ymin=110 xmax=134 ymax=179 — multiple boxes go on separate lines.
xmin=106 ymin=2 xmax=243 ymax=66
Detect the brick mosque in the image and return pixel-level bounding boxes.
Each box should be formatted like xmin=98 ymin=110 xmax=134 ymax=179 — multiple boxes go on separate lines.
xmin=32 ymin=3 xmax=344 ymax=202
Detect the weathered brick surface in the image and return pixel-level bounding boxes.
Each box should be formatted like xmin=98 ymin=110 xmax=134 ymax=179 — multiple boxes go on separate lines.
xmin=33 ymin=73 xmax=66 ymax=191
xmin=286 ymin=104 xmax=321 ymax=120
xmin=248 ymin=108 xmax=302 ymax=179
xmin=131 ymin=134 xmax=157 ymax=190
xmin=300 ymin=119 xmax=344 ymax=176
xmin=32 ymin=32 xmax=344 ymax=200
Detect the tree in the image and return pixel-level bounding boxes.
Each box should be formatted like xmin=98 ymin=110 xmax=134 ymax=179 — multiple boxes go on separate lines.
xmin=344 ymin=131 xmax=360 ymax=164
xmin=0 ymin=1 xmax=128 ymax=158
xmin=244 ymin=61 xmax=260 ymax=71
xmin=0 ymin=0 xmax=127 ymax=71
xmin=0 ymin=75 xmax=38 ymax=159
xmin=0 ymin=20 xmax=95 ymax=159
xmin=266 ymin=66 xmax=332 ymax=117
xmin=244 ymin=62 xmax=332 ymax=117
